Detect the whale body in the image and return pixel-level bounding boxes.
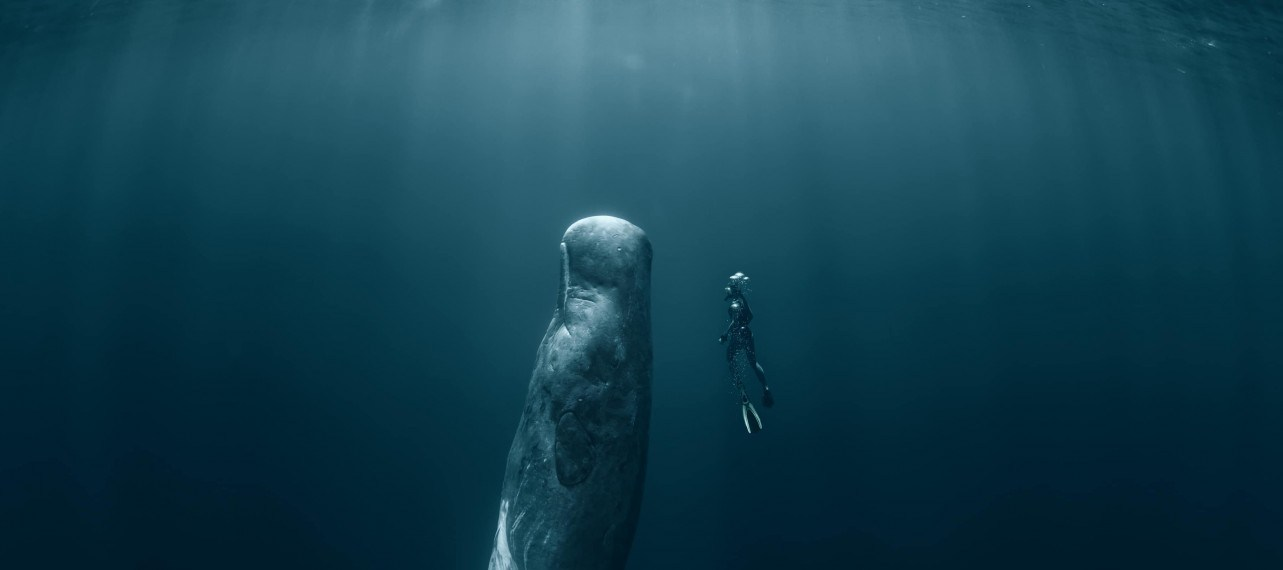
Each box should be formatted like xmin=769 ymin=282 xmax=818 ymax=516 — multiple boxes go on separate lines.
xmin=489 ymin=216 xmax=653 ymax=570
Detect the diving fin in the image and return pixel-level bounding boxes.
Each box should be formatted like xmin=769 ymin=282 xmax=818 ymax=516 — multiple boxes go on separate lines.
xmin=742 ymin=401 xmax=763 ymax=434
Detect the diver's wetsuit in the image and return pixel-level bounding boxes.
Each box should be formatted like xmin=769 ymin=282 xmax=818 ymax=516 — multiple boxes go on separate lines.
xmin=724 ymin=293 xmax=771 ymax=407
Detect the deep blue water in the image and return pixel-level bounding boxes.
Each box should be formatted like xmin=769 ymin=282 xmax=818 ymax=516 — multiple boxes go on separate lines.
xmin=2 ymin=0 xmax=1281 ymax=568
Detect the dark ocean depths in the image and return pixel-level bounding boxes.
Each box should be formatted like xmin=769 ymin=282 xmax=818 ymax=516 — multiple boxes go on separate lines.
xmin=2 ymin=0 xmax=1281 ymax=568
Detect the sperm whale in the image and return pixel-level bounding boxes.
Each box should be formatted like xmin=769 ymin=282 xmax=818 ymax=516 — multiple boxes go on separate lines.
xmin=489 ymin=216 xmax=653 ymax=570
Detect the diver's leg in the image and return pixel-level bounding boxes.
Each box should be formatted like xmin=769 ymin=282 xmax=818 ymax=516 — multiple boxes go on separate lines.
xmin=727 ymin=340 xmax=759 ymax=432
xmin=727 ymin=340 xmax=747 ymax=402
xmin=746 ymin=335 xmax=772 ymax=407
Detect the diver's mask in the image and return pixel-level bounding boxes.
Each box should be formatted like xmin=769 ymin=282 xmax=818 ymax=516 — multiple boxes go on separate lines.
xmin=725 ymin=272 xmax=751 ymax=299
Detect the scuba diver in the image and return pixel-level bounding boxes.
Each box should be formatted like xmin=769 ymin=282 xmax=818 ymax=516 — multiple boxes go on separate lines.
xmin=718 ymin=272 xmax=773 ymax=433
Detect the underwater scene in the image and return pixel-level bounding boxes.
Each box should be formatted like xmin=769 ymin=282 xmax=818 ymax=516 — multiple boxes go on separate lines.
xmin=2 ymin=0 xmax=1281 ymax=568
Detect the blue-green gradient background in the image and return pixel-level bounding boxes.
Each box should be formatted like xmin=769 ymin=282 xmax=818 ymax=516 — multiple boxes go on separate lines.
xmin=2 ymin=1 xmax=1281 ymax=567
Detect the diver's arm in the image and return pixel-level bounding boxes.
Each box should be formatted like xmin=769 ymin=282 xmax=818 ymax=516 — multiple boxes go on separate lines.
xmin=719 ymin=302 xmax=738 ymax=342
xmin=738 ymin=296 xmax=754 ymax=322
